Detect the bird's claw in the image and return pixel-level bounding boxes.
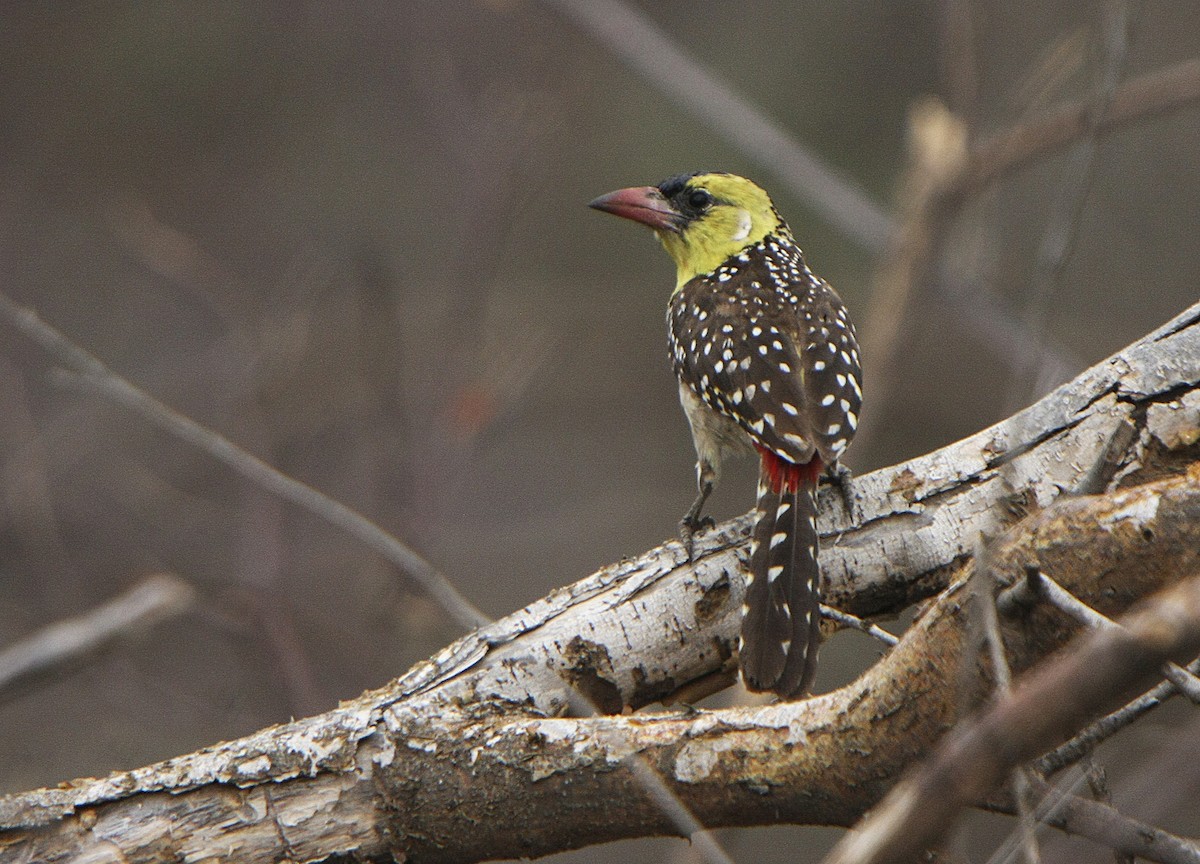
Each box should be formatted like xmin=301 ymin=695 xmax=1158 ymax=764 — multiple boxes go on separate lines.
xmin=679 ymin=513 xmax=716 ymax=560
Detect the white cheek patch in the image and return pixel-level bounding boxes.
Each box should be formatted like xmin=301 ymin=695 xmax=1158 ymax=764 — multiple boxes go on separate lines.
xmin=731 ymin=209 xmax=752 ymax=242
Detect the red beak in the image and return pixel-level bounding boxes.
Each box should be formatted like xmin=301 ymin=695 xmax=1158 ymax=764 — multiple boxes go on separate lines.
xmin=589 ymin=186 xmax=684 ymax=233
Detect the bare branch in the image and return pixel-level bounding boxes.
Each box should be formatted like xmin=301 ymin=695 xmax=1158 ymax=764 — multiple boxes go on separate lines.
xmin=1026 ymin=775 xmax=1200 ymax=864
xmin=1 ymin=457 xmax=1198 ymax=861
xmin=821 ymin=605 xmax=899 ymax=647
xmin=0 ymin=290 xmax=489 ymax=631
xmin=0 ymin=294 xmax=1197 ymax=859
xmin=544 ymin=0 xmax=894 ymax=247
xmin=1033 ymin=656 xmax=1200 ymax=776
xmin=974 ymin=552 xmax=1040 ymax=864
xmin=0 ymin=574 xmax=195 ymax=698
xmin=954 ymin=57 xmax=1200 ymax=201
xmin=821 ymin=568 xmax=1200 ymax=864
xmin=1020 ymin=571 xmax=1200 ymax=702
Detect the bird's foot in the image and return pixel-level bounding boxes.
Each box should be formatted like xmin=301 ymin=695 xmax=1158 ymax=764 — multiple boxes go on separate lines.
xmin=679 ymin=479 xmax=715 ymax=560
xmin=679 ymin=513 xmax=716 ymax=561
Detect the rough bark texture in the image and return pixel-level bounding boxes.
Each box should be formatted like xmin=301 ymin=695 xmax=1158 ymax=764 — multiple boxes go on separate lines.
xmin=0 ymin=302 xmax=1198 ymax=863
xmin=825 ymin=564 xmax=1200 ymax=864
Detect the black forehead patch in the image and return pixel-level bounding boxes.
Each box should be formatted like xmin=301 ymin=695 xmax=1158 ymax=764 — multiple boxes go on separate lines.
xmin=656 ymin=172 xmax=704 ymax=199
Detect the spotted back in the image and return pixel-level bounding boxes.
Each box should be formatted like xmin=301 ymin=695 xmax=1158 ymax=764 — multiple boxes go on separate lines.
xmin=668 ymin=229 xmax=862 ymax=466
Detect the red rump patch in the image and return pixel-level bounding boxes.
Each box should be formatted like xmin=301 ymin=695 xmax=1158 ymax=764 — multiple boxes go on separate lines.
xmin=757 ymin=445 xmax=823 ymax=493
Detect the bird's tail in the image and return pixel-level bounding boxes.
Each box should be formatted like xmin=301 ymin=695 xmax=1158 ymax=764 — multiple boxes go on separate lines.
xmin=740 ymin=448 xmax=823 ymax=698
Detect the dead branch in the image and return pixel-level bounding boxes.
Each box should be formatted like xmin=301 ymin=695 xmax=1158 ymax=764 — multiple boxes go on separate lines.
xmin=857 ymin=55 xmax=1200 ymax=445
xmin=1012 ymin=570 xmax=1200 ymax=701
xmin=1034 ymin=656 xmax=1200 ymax=776
xmin=1026 ymin=776 xmax=1200 ymax=864
xmin=0 ymin=574 xmax=194 ymax=699
xmin=821 ymin=567 xmax=1200 ymax=864
xmin=0 ymin=289 xmax=488 ymax=631
xmin=957 ymin=57 xmax=1200 ymax=201
xmin=0 ymin=302 xmax=1197 ymax=863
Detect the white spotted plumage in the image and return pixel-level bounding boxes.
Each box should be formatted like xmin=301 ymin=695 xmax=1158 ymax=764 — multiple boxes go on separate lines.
xmin=592 ymin=172 xmax=861 ymax=699
xmin=666 ymin=220 xmax=861 ymax=699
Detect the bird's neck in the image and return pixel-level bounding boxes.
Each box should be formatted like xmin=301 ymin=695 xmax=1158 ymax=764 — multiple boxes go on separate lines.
xmin=666 ymin=227 xmax=802 ymax=295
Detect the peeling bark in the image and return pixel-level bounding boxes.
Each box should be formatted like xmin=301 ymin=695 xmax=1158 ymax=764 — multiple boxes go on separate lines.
xmin=0 ymin=302 xmax=1198 ymax=863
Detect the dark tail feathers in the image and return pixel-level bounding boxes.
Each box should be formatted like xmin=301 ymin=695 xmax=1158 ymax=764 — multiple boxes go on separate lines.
xmin=739 ymin=453 xmax=822 ymax=698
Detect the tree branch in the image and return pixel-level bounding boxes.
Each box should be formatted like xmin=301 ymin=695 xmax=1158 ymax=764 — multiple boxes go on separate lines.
xmin=0 ymin=574 xmax=195 ymax=699
xmin=821 ymin=566 xmax=1200 ymax=864
xmin=1033 ymin=655 xmax=1200 ymax=776
xmin=0 ymin=290 xmax=489 ymax=631
xmin=954 ymin=57 xmax=1200 ymax=202
xmin=0 ymin=301 xmax=1198 ymax=862
xmin=1025 ymin=775 xmax=1200 ymax=864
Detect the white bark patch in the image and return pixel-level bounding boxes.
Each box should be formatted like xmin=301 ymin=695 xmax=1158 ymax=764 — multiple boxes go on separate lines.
xmin=519 ymin=718 xmax=645 ymax=781
xmin=674 ymin=703 xmax=808 ymax=783
xmin=274 ymin=783 xmax=347 ymax=829
xmin=235 ymin=755 xmax=271 ymax=777
xmin=285 ymin=731 xmax=358 ymax=775
xmin=368 ymin=733 xmax=396 ymax=769
xmin=1106 ymin=494 xmax=1160 ymax=529
xmin=753 ymin=703 xmax=809 ymax=745
xmin=674 ymin=738 xmax=738 ymax=783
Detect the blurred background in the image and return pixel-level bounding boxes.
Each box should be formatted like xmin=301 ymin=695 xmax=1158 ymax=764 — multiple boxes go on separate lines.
xmin=1 ymin=1 xmax=1198 ymax=861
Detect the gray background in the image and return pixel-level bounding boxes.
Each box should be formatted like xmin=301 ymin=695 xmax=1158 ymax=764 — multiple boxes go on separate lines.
xmin=1 ymin=2 xmax=1198 ymax=860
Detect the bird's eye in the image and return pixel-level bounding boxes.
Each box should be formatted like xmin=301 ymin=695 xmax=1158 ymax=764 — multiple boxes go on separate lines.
xmin=687 ymin=189 xmax=714 ymax=210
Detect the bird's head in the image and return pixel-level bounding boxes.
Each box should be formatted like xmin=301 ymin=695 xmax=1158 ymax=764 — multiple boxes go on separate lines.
xmin=589 ymin=172 xmax=784 ymax=290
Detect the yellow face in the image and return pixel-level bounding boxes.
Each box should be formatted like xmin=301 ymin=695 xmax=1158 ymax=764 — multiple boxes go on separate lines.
xmin=656 ymin=174 xmax=781 ymax=288
xmin=590 ymin=172 xmax=784 ymax=291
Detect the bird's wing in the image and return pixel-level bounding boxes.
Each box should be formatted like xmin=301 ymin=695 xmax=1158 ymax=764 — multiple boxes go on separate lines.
xmin=671 ymin=277 xmax=818 ymax=464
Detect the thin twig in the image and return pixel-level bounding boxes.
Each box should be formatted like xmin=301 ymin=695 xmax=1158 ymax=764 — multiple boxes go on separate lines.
xmin=0 ymin=290 xmax=490 ymax=631
xmin=1035 ymin=656 xmax=1200 ymax=776
xmin=983 ymin=770 xmax=1090 ymax=864
xmin=1024 ymin=570 xmax=1200 ymax=702
xmin=1025 ymin=774 xmax=1200 ymax=864
xmin=954 ymin=56 xmax=1200 ymax=202
xmin=625 ymin=757 xmax=737 ymax=864
xmin=552 ymin=657 xmax=739 ymax=864
xmin=1011 ymin=0 xmax=1138 ymax=409
xmin=0 ymin=574 xmax=195 ymax=698
xmin=544 ymin=0 xmax=893 ymax=248
xmin=1079 ymin=761 xmax=1134 ymax=864
xmin=982 ymin=769 xmax=1199 ymax=864
xmin=974 ymin=562 xmax=1041 ymax=864
xmin=820 ymin=605 xmax=899 ymax=647
xmin=976 ymin=571 xmax=1012 ymax=692
xmin=1011 ymin=762 xmax=1043 ymax=860
xmin=821 ymin=572 xmax=1200 ymax=864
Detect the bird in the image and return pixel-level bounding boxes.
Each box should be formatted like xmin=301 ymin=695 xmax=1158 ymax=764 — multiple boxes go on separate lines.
xmin=589 ymin=172 xmax=861 ymax=698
